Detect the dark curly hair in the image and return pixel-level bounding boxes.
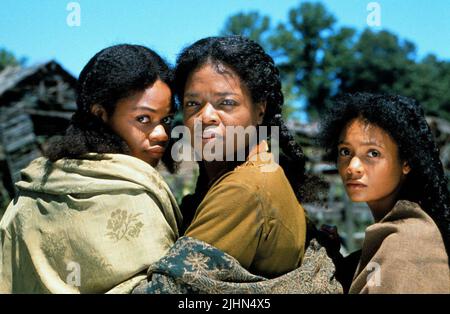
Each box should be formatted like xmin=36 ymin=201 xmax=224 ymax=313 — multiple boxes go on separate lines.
xmin=319 ymin=92 xmax=450 ymax=259
xmin=45 ymin=44 xmax=177 ymax=172
xmin=174 ymin=36 xmax=319 ymax=230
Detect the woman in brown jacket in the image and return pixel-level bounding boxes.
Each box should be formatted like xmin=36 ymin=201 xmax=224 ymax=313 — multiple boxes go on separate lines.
xmin=173 ymin=36 xmax=319 ymax=278
xmin=320 ymin=93 xmax=450 ymax=293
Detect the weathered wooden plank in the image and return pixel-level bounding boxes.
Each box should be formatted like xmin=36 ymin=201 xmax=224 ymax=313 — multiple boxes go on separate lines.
xmin=1 ymin=122 xmax=34 ymax=141
xmin=0 ymin=113 xmax=30 ymax=128
xmin=3 ymin=133 xmax=36 ymax=153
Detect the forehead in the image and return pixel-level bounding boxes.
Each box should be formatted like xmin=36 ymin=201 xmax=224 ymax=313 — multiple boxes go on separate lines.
xmin=116 ymin=80 xmax=172 ymax=114
xmin=339 ymin=118 xmax=396 ymax=148
xmin=184 ymin=62 xmax=244 ymax=94
xmin=140 ymin=81 xmax=171 ymax=103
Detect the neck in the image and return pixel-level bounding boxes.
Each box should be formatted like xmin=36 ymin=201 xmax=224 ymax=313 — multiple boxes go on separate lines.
xmin=203 ymin=161 xmax=230 ymax=186
xmin=367 ymin=190 xmax=401 ymax=222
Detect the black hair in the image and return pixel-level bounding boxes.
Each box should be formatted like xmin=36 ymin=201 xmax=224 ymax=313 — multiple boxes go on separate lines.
xmin=319 ymin=92 xmax=450 ymax=259
xmin=174 ymin=36 xmax=319 ymax=230
xmin=44 ymin=44 xmax=177 ymax=172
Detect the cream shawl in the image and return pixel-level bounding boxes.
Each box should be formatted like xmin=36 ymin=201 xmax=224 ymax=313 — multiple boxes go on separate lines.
xmin=0 ymin=153 xmax=182 ymax=293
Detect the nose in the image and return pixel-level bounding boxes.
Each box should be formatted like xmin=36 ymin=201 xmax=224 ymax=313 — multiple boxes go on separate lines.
xmin=149 ymin=124 xmax=169 ymax=143
xmin=200 ymin=103 xmax=219 ymax=126
xmin=347 ymin=156 xmax=364 ymax=176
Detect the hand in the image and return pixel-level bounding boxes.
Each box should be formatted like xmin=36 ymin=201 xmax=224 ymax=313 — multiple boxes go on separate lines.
xmin=317 ymin=224 xmax=341 ymax=258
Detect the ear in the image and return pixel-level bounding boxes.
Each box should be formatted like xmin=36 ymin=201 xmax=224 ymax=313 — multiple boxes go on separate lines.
xmin=402 ymin=161 xmax=411 ymax=175
xmin=256 ymin=101 xmax=267 ymax=125
xmin=91 ymin=104 xmax=108 ymax=123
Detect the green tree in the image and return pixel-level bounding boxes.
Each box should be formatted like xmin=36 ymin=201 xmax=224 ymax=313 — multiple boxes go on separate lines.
xmin=222 ymin=10 xmax=300 ymax=120
xmin=220 ymin=11 xmax=271 ymax=45
xmin=222 ymin=3 xmax=356 ymax=120
xmin=336 ymin=30 xmax=450 ymax=120
xmin=222 ymin=2 xmax=450 ymax=122
xmin=406 ymin=55 xmax=450 ymax=121
xmin=337 ymin=29 xmax=416 ymax=95
xmin=0 ymin=48 xmax=20 ymax=72
xmin=273 ymin=3 xmax=361 ymax=119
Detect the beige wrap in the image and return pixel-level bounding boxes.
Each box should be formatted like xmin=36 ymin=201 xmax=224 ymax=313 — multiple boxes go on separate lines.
xmin=350 ymin=200 xmax=450 ymax=293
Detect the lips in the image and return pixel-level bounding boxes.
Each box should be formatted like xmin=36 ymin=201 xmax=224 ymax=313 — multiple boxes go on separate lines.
xmin=346 ymin=181 xmax=367 ymax=189
xmin=202 ymin=131 xmax=216 ymax=140
xmin=199 ymin=128 xmax=223 ymax=143
xmin=147 ymin=145 xmax=165 ymax=155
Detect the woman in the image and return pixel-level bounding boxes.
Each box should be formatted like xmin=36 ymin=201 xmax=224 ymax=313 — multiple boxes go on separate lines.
xmin=0 ymin=44 xmax=182 ymax=293
xmin=174 ymin=36 xmax=316 ymax=278
xmin=320 ymin=92 xmax=450 ymax=293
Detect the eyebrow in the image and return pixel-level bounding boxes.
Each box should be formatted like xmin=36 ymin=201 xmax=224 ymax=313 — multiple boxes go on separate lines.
xmin=338 ymin=140 xmax=384 ymax=148
xmin=132 ymin=106 xmax=157 ymax=113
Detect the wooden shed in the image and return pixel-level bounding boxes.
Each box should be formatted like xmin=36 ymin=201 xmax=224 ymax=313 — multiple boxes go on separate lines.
xmin=0 ymin=61 xmax=76 ymax=199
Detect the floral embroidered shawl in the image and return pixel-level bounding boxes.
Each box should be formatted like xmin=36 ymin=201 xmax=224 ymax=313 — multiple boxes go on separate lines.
xmin=0 ymin=153 xmax=182 ymax=293
xmin=132 ymin=236 xmax=342 ymax=294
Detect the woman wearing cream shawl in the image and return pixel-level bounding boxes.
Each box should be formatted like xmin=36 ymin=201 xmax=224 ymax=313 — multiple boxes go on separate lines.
xmin=0 ymin=154 xmax=181 ymax=293
xmin=0 ymin=44 xmax=182 ymax=293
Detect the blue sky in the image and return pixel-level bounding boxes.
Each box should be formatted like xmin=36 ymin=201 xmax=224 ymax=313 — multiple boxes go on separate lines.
xmin=1 ymin=0 xmax=449 ymax=77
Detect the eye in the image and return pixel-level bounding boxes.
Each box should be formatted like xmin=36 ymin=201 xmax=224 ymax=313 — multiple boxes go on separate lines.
xmin=184 ymin=101 xmax=200 ymax=108
xmin=136 ymin=115 xmax=150 ymax=124
xmin=220 ymin=99 xmax=237 ymax=106
xmin=161 ymin=116 xmax=174 ymax=126
xmin=368 ymin=150 xmax=381 ymax=158
xmin=338 ymin=147 xmax=351 ymax=157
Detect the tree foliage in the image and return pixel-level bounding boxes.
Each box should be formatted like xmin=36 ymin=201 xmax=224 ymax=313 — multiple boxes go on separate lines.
xmin=222 ymin=2 xmax=450 ymax=121
xmin=0 ymin=48 xmax=21 ymax=72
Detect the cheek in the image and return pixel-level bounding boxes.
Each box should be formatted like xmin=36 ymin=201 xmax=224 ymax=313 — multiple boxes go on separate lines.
xmin=108 ymin=114 xmax=152 ymax=153
xmin=184 ymin=118 xmax=195 ymax=133
xmin=237 ymin=111 xmax=256 ymax=128
xmin=109 ymin=115 xmax=134 ymax=136
xmin=337 ymin=159 xmax=348 ymax=178
xmin=219 ymin=107 xmax=252 ymax=128
xmin=109 ymin=121 xmax=129 ymax=145
xmin=183 ymin=118 xmax=195 ymax=142
xmin=120 ymin=127 xmax=149 ymax=151
xmin=367 ymin=162 xmax=403 ymax=196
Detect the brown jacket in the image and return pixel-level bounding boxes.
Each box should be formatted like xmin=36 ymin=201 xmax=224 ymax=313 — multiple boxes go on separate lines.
xmin=350 ymin=200 xmax=450 ymax=293
xmin=185 ymin=152 xmax=307 ymax=278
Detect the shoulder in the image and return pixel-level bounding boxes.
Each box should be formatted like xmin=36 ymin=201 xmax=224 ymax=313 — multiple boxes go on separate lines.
xmin=194 ymin=160 xmax=275 ymax=221
xmin=365 ymin=200 xmax=447 ymax=261
xmin=383 ymin=200 xmax=430 ymax=222
xmin=379 ymin=200 xmax=440 ymax=237
xmin=202 ymin=154 xmax=303 ymax=230
xmin=213 ymin=152 xmax=287 ymax=192
xmin=352 ymin=201 xmax=449 ymax=293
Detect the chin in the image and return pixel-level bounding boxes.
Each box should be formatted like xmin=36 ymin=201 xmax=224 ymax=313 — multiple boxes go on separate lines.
xmin=346 ymin=192 xmax=368 ymax=203
xmin=350 ymin=198 xmax=368 ymax=203
xmin=135 ymin=155 xmax=159 ymax=167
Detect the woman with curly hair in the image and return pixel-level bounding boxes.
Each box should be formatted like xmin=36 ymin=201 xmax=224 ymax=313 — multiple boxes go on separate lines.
xmin=173 ymin=36 xmax=317 ymax=278
xmin=320 ymin=92 xmax=450 ymax=293
xmin=0 ymin=44 xmax=182 ymax=293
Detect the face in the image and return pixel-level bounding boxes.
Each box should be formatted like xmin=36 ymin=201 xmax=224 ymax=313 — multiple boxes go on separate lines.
xmin=182 ymin=62 xmax=265 ymax=161
xmin=97 ymin=80 xmax=173 ymax=167
xmin=337 ymin=118 xmax=410 ymax=218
